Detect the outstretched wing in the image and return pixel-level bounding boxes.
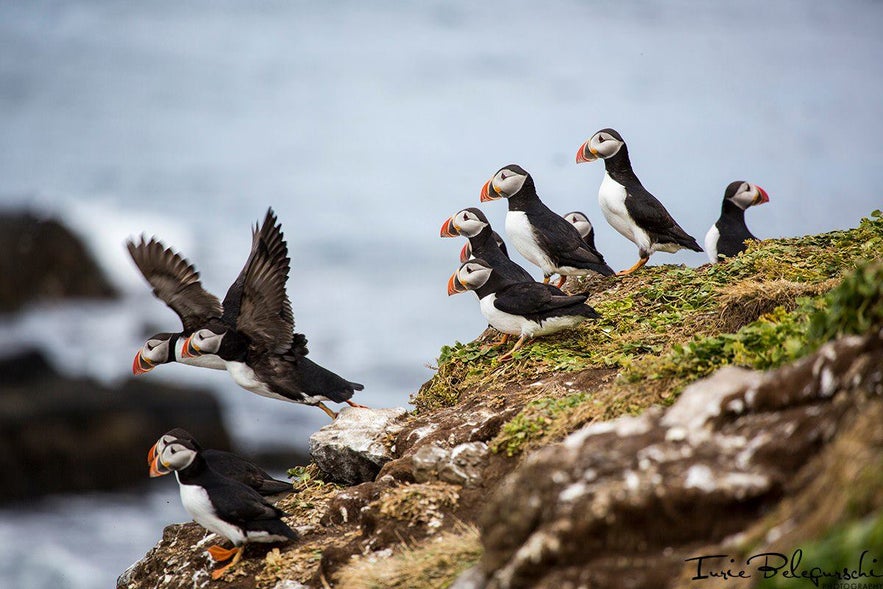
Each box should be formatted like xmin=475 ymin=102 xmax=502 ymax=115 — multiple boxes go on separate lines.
xmin=126 ymin=236 xmax=223 ymax=332
xmin=235 ymin=209 xmax=295 ymax=354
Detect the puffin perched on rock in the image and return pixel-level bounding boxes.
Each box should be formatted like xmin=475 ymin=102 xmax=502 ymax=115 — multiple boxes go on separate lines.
xmin=149 ymin=435 xmax=298 ymax=580
xmin=480 ymin=164 xmax=614 ymax=287
xmin=148 ymin=428 xmax=292 ymax=496
xmin=441 ymin=207 xmax=534 ymax=283
xmin=576 ymin=128 xmax=703 ymax=274
xmin=447 ymin=258 xmax=600 ymax=361
xmin=179 ymin=210 xmax=365 ymax=419
xmin=705 ymin=181 xmax=770 ymax=263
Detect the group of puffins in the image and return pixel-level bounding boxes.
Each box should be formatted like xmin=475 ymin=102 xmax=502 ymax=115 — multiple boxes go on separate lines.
xmin=129 ymin=127 xmax=768 ymax=580
xmin=441 ymin=127 xmax=769 ymax=360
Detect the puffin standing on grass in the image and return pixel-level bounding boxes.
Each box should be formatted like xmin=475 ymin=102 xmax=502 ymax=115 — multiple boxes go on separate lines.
xmin=576 ymin=128 xmax=703 ymax=274
xmin=147 ymin=428 xmax=292 ymax=496
xmin=447 ymin=258 xmax=600 ymax=361
xmin=480 ymin=164 xmax=614 ymax=287
xmin=705 ymin=181 xmax=770 ymax=263
xmin=179 ymin=210 xmax=365 ymax=419
xmin=149 ymin=435 xmax=298 ymax=580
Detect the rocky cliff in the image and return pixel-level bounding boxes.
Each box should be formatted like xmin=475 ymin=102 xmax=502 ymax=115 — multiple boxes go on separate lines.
xmin=118 ymin=213 xmax=883 ymax=589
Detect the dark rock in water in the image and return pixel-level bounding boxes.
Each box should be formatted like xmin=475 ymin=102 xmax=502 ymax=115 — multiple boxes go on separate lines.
xmin=0 ymin=348 xmax=231 ymax=503
xmin=467 ymin=329 xmax=883 ymax=589
xmin=0 ymin=209 xmax=117 ymax=313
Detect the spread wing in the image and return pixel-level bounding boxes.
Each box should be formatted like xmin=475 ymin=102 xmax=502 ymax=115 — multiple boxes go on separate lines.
xmin=235 ymin=209 xmax=295 ymax=354
xmin=623 ymin=181 xmax=701 ymax=249
xmin=126 ymin=236 xmax=223 ymax=332
xmin=493 ymin=282 xmax=587 ymax=316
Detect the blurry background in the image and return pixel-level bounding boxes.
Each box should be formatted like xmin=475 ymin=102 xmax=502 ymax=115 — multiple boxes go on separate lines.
xmin=0 ymin=1 xmax=881 ymax=587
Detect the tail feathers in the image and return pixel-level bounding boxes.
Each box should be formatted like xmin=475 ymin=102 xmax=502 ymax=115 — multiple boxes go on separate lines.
xmin=257 ymin=478 xmax=294 ymax=496
xmin=298 ymin=356 xmax=360 ymax=403
xmin=580 ymin=304 xmax=601 ymax=320
xmin=245 ymin=518 xmax=299 ymax=541
xmin=591 ymin=263 xmax=616 ymax=277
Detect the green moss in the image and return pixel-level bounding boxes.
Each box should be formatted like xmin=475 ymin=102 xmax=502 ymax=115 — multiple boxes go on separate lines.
xmin=755 ymin=511 xmax=883 ymax=589
xmin=412 ymin=212 xmax=883 ymax=412
xmin=490 ymin=392 xmax=590 ymax=456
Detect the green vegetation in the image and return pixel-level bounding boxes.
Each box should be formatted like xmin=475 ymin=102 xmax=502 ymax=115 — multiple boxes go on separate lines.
xmin=491 ymin=392 xmax=589 ymax=456
xmin=414 ymin=212 xmax=883 ymax=413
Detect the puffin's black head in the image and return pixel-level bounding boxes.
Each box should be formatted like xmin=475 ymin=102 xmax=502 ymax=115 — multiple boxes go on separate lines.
xmin=133 ymin=332 xmax=177 ymax=375
xmin=724 ymin=181 xmax=770 ymax=210
xmin=149 ymin=436 xmax=201 ymax=477
xmin=576 ymin=128 xmax=625 ymax=163
xmin=480 ymin=164 xmax=532 ymax=201
xmin=447 ymin=258 xmax=494 ymax=296
xmin=564 ymin=211 xmax=594 ymax=240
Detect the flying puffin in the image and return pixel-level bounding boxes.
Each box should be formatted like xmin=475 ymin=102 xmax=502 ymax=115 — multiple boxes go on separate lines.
xmin=480 ymin=164 xmax=614 ymax=288
xmin=147 ymin=428 xmax=292 ymax=496
xmin=563 ymin=211 xmax=597 ymax=251
xmin=460 ymin=229 xmax=508 ymax=263
xmin=179 ymin=211 xmax=365 ymax=420
xmin=149 ymin=435 xmax=298 ymax=580
xmin=127 ymin=237 xmax=228 ymax=375
xmin=447 ymin=258 xmax=600 ymax=361
xmin=576 ymin=128 xmax=703 ymax=275
xmin=705 ymin=181 xmax=770 ymax=263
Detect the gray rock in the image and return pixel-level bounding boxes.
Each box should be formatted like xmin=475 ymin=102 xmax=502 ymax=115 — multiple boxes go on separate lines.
xmin=413 ymin=441 xmax=489 ymax=487
xmin=450 ymin=565 xmax=488 ymax=589
xmin=309 ymin=406 xmax=408 ymax=485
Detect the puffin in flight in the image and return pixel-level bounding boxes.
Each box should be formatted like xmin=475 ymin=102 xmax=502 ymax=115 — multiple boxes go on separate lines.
xmin=447 ymin=258 xmax=600 ymax=361
xmin=149 ymin=435 xmax=298 ymax=580
xmin=179 ymin=210 xmax=365 ymax=419
xmin=705 ymin=181 xmax=769 ymax=263
xmin=576 ymin=128 xmax=702 ymax=274
xmin=147 ymin=428 xmax=292 ymax=496
xmin=480 ymin=164 xmax=614 ymax=287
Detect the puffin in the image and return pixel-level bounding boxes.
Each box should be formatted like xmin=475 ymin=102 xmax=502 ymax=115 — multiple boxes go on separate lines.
xmin=705 ymin=181 xmax=770 ymax=263
xmin=480 ymin=164 xmax=614 ymax=288
xmin=460 ymin=229 xmax=508 ymax=263
xmin=149 ymin=435 xmax=298 ymax=580
xmin=147 ymin=428 xmax=292 ymax=496
xmin=576 ymin=128 xmax=703 ymax=275
xmin=127 ymin=237 xmax=228 ymax=375
xmin=440 ymin=207 xmax=534 ymax=283
xmin=179 ymin=211 xmax=365 ymax=420
xmin=563 ymin=211 xmax=597 ymax=251
xmin=447 ymin=258 xmax=600 ymax=361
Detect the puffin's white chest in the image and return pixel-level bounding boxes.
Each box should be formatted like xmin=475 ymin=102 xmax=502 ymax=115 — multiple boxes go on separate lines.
xmin=175 ymin=339 xmax=227 ymax=370
xmin=226 ymin=361 xmax=275 ymax=398
xmin=704 ymin=224 xmax=720 ymax=263
xmin=599 ymin=173 xmax=645 ymax=248
xmin=179 ymin=480 xmax=245 ymax=545
xmin=505 ymin=211 xmax=554 ymax=275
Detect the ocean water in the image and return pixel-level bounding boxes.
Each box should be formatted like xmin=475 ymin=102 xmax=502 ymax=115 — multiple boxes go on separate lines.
xmin=1 ymin=1 xmax=881 ymax=587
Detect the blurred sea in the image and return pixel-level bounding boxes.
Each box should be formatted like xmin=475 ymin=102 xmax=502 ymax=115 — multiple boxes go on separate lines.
xmin=1 ymin=1 xmax=881 ymax=587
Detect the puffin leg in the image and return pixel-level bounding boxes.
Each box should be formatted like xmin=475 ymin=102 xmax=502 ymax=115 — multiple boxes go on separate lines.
xmin=555 ymin=276 xmax=567 ymax=289
xmin=210 ymin=546 xmax=245 ymax=580
xmin=498 ymin=335 xmax=528 ymax=362
xmin=617 ymin=256 xmax=649 ymax=276
xmin=481 ymin=333 xmax=510 ymax=350
xmin=317 ymin=402 xmax=338 ymax=420
xmin=345 ymin=400 xmax=369 ymax=409
xmin=207 ymin=544 xmax=239 ymax=562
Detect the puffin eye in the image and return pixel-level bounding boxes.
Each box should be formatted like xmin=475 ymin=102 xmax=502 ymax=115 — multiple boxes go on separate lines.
xmin=463 ymin=213 xmax=469 ymax=221
xmin=500 ymin=171 xmax=508 ymax=180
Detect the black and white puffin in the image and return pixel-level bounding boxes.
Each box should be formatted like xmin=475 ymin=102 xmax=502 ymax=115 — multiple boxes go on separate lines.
xmin=576 ymin=129 xmax=703 ymax=275
xmin=705 ymin=181 xmax=770 ymax=263
xmin=440 ymin=207 xmax=534 ymax=283
xmin=127 ymin=237 xmax=228 ymax=375
xmin=179 ymin=211 xmax=365 ymax=420
xmin=447 ymin=258 xmax=600 ymax=361
xmin=148 ymin=428 xmax=292 ymax=496
xmin=149 ymin=435 xmax=298 ymax=580
xmin=480 ymin=164 xmax=614 ymax=288
xmin=563 ymin=211 xmax=597 ymax=251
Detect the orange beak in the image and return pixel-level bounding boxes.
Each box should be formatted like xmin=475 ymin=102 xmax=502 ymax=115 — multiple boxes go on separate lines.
xmin=180 ymin=335 xmax=198 ymax=359
xmin=147 ymin=441 xmax=158 ymax=466
xmin=754 ymin=186 xmax=770 ymax=205
xmin=575 ymin=140 xmax=598 ymax=164
xmin=149 ymin=454 xmax=169 ymax=478
xmin=480 ymin=179 xmax=500 ymax=202
xmin=133 ymin=351 xmax=154 ymax=375
xmin=459 ymin=242 xmax=471 ymax=263
xmin=447 ymin=272 xmax=467 ymax=296
xmin=440 ymin=217 xmax=459 ymax=238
